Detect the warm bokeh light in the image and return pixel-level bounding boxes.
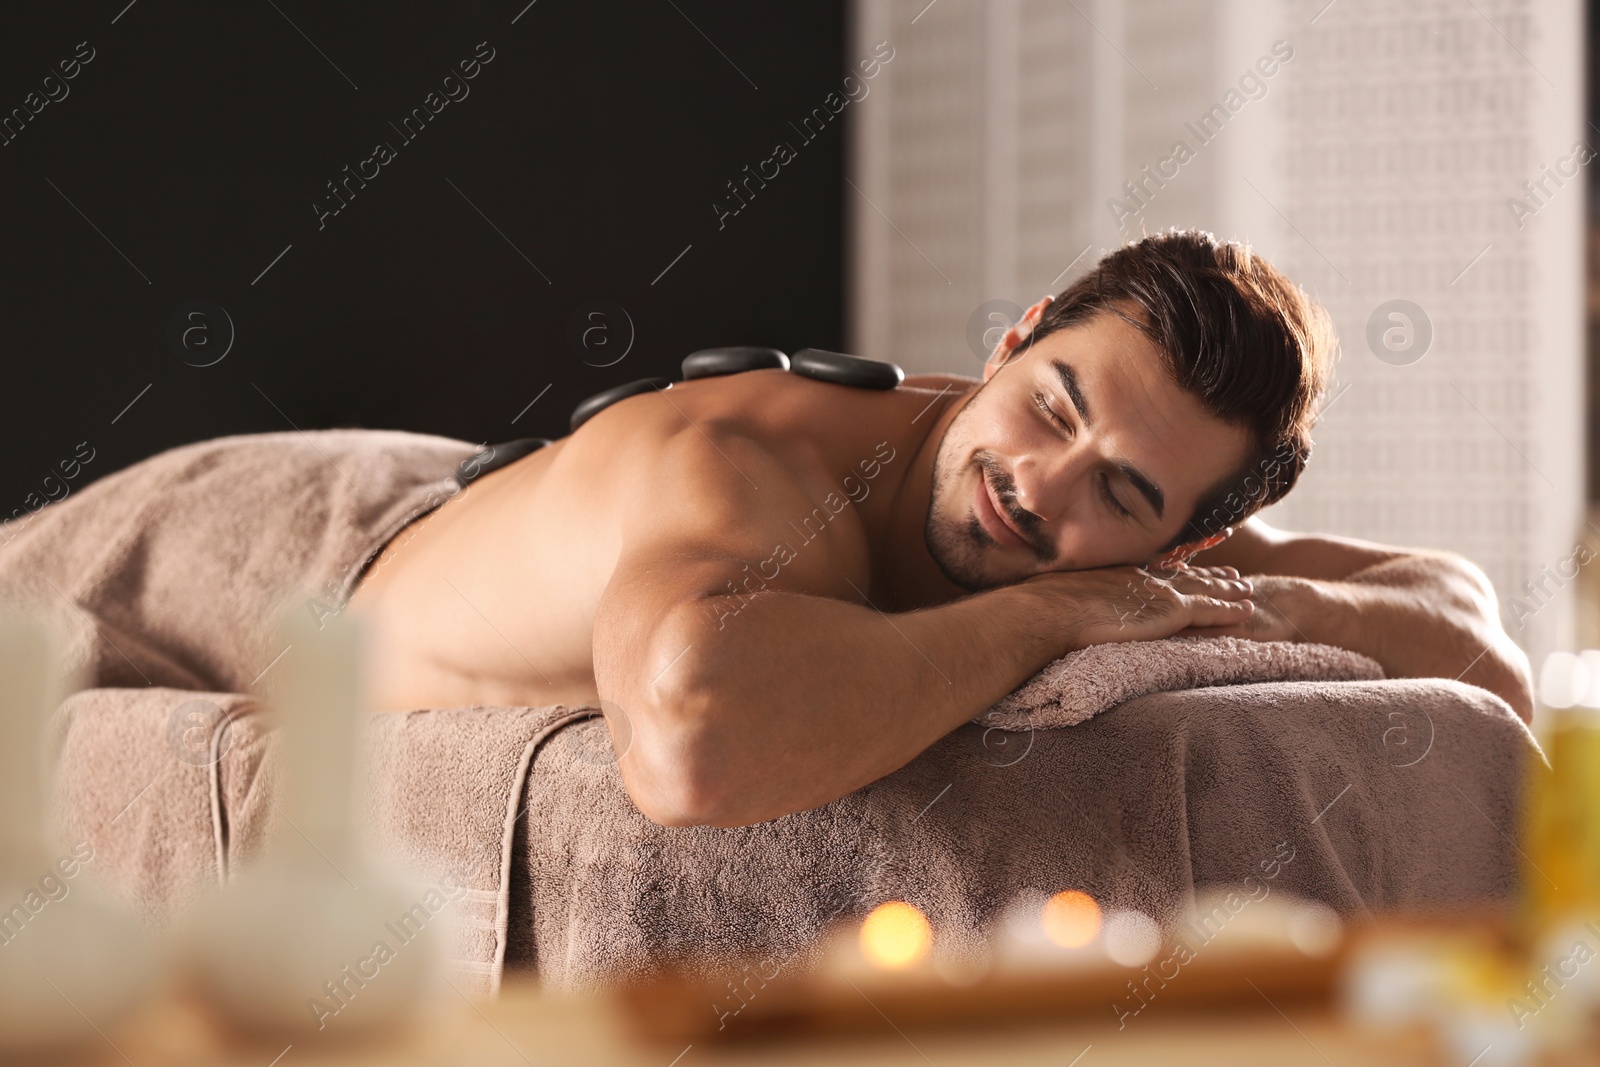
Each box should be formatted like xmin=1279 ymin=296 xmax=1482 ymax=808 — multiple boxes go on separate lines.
xmin=860 ymin=901 xmax=932 ymax=969
xmin=1580 ymin=651 xmax=1600 ymax=708
xmin=1539 ymin=651 xmax=1591 ymax=709
xmin=1041 ymin=890 xmax=1101 ymax=949
xmin=1102 ymin=910 xmax=1162 ymax=968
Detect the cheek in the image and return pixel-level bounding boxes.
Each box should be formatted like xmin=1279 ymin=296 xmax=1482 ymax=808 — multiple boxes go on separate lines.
xmin=933 ymin=410 xmax=979 ymax=486
xmin=983 ymin=389 xmax=1042 ymax=451
xmin=934 ymin=450 xmax=971 ymax=514
xmin=953 ymin=386 xmax=1043 ymax=473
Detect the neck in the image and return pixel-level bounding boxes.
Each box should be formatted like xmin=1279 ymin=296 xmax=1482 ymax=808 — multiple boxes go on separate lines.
xmin=867 ymin=383 xmax=979 ymax=612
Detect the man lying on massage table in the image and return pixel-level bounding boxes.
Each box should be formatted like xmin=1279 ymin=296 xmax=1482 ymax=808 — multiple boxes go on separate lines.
xmin=345 ymin=228 xmax=1534 ymax=828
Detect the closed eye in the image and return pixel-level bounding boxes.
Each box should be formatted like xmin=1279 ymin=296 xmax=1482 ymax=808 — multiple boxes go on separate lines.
xmin=1036 ymin=391 xmax=1133 ymax=519
xmin=1033 ymin=391 xmax=1069 ymax=431
xmin=1099 ymin=473 xmax=1133 ymax=519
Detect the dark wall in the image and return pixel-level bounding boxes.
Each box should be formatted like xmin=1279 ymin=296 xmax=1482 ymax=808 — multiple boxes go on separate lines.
xmin=0 ymin=1 xmax=846 ymax=511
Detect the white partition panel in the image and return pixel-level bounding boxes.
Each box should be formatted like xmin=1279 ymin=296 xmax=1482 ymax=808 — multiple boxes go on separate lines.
xmin=848 ymin=0 xmax=1586 ymax=703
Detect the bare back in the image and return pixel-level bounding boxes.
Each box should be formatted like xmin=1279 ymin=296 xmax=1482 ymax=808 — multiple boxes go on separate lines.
xmin=345 ymin=369 xmax=970 ymax=713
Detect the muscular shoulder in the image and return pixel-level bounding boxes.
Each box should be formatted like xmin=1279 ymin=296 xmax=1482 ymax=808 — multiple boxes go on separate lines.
xmin=557 ymin=370 xmax=879 ymax=599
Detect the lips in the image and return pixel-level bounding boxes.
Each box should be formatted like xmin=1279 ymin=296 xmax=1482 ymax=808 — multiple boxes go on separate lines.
xmin=975 ymin=470 xmax=1028 ymax=548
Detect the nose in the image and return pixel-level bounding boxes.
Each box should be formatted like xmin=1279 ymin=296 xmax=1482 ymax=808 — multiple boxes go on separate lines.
xmin=1009 ymin=443 xmax=1091 ymax=525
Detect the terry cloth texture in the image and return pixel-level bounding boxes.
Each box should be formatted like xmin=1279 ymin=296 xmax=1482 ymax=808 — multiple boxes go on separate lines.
xmin=3 ymin=429 xmax=1542 ymax=996
xmin=979 ymin=634 xmax=1385 ymax=730
xmin=3 ymin=429 xmax=589 ymax=995
xmin=509 ymin=677 xmax=1536 ymax=991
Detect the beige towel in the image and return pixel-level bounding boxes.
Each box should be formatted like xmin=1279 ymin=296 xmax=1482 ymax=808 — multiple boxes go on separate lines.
xmin=8 ymin=429 xmax=1539 ymax=998
xmin=513 ymin=676 xmax=1537 ymax=992
xmin=2 ymin=429 xmax=518 ymax=991
xmin=0 ymin=429 xmax=478 ymax=693
xmin=980 ymin=634 xmax=1384 ymax=730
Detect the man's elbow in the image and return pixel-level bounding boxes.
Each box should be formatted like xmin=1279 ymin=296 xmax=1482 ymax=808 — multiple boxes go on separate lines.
xmin=608 ymin=665 xmax=759 ymax=828
xmin=1487 ymin=637 xmax=1535 ymax=725
xmin=1449 ymin=621 xmax=1535 ymax=725
xmin=610 ymin=694 xmax=709 ymax=827
xmin=617 ymin=703 xmax=793 ymax=831
xmin=618 ymin=744 xmax=759 ymax=828
xmin=1445 ymin=555 xmax=1536 ymax=724
xmin=620 ymin=767 xmax=718 ymax=828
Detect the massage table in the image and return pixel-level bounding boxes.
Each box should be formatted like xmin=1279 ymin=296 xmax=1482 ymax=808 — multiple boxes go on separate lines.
xmin=1 ymin=428 xmax=1538 ymax=995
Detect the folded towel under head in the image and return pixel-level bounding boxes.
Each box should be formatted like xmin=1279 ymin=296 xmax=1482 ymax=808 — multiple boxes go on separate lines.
xmin=978 ymin=635 xmax=1384 ymax=731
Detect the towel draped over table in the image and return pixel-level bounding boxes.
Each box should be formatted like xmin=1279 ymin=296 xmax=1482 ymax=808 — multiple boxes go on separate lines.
xmin=2 ymin=430 xmax=1541 ymax=994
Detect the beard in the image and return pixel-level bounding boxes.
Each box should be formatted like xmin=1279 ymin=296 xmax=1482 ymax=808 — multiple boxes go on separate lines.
xmin=923 ymin=482 xmax=995 ymax=593
xmin=922 ymin=393 xmax=1045 ymax=592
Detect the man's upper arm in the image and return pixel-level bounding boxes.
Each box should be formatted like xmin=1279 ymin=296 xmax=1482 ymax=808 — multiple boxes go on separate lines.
xmin=585 ymin=412 xmax=877 ymax=822
xmin=1192 ymin=513 xmax=1505 ymax=634
xmin=1189 ymin=515 xmax=1412 ymax=581
xmin=590 ymin=417 xmax=869 ymax=696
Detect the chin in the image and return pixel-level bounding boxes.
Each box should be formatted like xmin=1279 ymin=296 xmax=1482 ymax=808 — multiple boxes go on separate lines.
xmin=923 ymin=508 xmax=1014 ymax=592
xmin=925 ymin=416 xmax=1022 ymax=590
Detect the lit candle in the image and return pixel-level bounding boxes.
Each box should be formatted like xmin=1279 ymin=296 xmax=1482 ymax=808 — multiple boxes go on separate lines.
xmin=860 ymin=901 xmax=932 ymax=970
xmin=1041 ymin=890 xmax=1101 ymax=949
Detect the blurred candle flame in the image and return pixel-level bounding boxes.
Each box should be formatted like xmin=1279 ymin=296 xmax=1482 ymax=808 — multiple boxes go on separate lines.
xmin=1041 ymin=890 xmax=1101 ymax=949
xmin=860 ymin=901 xmax=932 ymax=969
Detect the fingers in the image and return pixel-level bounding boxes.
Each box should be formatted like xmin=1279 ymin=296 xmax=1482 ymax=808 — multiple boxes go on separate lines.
xmin=1149 ymin=560 xmax=1241 ymax=581
xmin=1185 ymin=594 xmax=1254 ymax=628
xmin=1184 ymin=564 xmax=1241 ymax=579
xmin=1165 ymin=569 xmax=1252 ymax=601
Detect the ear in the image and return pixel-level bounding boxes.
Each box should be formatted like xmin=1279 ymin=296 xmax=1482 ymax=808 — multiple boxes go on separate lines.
xmin=1147 ymin=528 xmax=1232 ymax=571
xmin=982 ymin=295 xmax=1054 ymax=382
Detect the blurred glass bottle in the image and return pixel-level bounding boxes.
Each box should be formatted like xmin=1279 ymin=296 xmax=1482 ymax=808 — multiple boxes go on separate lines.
xmin=1521 ymin=652 xmax=1600 ymax=934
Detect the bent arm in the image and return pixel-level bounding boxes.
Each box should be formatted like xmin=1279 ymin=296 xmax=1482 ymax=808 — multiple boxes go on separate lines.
xmin=589 ymin=422 xmax=1073 ymax=827
xmin=599 ymin=569 xmax=1072 ymax=827
xmin=592 ymin=418 xmax=1251 ymax=828
xmin=1190 ymin=517 xmax=1535 ymax=723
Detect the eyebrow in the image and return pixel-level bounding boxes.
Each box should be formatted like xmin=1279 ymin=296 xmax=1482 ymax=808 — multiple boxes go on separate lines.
xmin=1050 ymin=359 xmax=1166 ymax=520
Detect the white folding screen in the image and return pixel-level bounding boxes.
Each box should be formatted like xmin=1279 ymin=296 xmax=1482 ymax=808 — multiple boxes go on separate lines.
xmin=849 ymin=0 xmax=1585 ymax=689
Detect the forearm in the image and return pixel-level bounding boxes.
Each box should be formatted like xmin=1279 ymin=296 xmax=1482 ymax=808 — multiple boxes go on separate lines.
xmin=616 ymin=583 xmax=1071 ymax=827
xmin=1286 ymin=554 xmax=1534 ymax=722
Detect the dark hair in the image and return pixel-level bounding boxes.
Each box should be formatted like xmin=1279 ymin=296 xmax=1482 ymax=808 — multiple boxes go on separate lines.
xmin=1018 ymin=228 xmax=1336 ymax=552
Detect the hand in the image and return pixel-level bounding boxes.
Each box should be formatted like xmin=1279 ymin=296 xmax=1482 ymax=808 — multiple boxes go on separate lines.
xmin=1025 ymin=563 xmax=1255 ymax=650
xmin=1175 ymin=574 xmax=1308 ymax=643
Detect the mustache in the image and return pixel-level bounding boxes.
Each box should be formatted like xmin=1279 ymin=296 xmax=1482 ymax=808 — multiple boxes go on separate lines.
xmin=977 ymin=454 xmax=1047 ymax=554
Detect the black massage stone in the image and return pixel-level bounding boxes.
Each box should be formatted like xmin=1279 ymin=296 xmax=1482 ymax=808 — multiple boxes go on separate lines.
xmin=789 ymin=347 xmax=905 ymax=390
xmin=681 ymin=346 xmax=790 ymax=379
xmin=568 ymin=348 xmax=906 ymax=432
xmin=454 ymin=437 xmax=551 ymax=489
xmin=568 ymin=377 xmax=673 ymax=433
